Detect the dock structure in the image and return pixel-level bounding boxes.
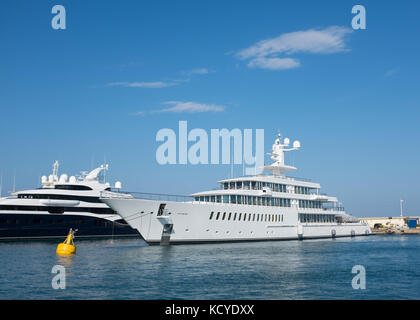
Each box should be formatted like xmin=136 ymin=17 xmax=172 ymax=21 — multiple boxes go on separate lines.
xmin=360 ymin=216 xmax=420 ymax=234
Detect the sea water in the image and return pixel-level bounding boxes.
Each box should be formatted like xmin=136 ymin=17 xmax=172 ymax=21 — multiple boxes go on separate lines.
xmin=0 ymin=235 xmax=419 ymax=299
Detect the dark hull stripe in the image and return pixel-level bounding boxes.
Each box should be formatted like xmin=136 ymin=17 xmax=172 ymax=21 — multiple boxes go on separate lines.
xmin=0 ymin=205 xmax=116 ymax=215
xmin=0 ymin=213 xmax=139 ymax=240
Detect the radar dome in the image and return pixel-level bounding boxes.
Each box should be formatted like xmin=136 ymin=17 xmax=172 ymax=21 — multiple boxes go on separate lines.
xmin=59 ymin=174 xmax=68 ymax=183
xmin=284 ymin=138 xmax=290 ymax=146
xmin=41 ymin=176 xmax=47 ymax=183
xmin=69 ymin=176 xmax=76 ymax=183
xmin=115 ymin=181 xmax=122 ymax=189
xmin=293 ymin=140 xmax=301 ymax=149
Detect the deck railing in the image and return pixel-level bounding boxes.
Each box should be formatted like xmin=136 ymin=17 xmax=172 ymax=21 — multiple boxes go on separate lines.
xmin=102 ymin=190 xmax=194 ymax=202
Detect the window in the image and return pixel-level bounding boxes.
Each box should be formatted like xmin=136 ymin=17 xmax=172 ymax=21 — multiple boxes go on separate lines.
xmin=228 ymin=212 xmax=232 ymax=220
xmin=243 ymin=213 xmax=247 ymax=221
xmin=222 ymin=212 xmax=226 ymax=220
xmin=209 ymin=212 xmax=214 ymax=220
xmin=17 ymin=193 xmax=102 ymax=203
xmin=234 ymin=212 xmax=237 ymax=221
xmin=216 ymin=212 xmax=220 ymax=220
xmin=238 ymin=213 xmax=242 ymax=221
xmin=55 ymin=185 xmax=92 ymax=191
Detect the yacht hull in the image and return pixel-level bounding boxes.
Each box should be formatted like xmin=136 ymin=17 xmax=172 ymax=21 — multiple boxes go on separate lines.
xmin=0 ymin=212 xmax=139 ymax=240
xmin=102 ymin=198 xmax=371 ymax=245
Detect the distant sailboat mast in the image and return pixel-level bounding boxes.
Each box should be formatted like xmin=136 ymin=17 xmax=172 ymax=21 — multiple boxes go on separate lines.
xmin=13 ymin=169 xmax=16 ymax=192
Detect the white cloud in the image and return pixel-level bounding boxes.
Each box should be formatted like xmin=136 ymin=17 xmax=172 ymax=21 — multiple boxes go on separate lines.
xmin=247 ymin=57 xmax=300 ymax=70
xmin=237 ymin=26 xmax=352 ymax=70
xmin=156 ymin=101 xmax=225 ymax=113
xmin=108 ymin=81 xmax=178 ymax=88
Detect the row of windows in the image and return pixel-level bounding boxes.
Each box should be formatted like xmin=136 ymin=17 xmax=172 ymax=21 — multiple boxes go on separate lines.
xmin=295 ymin=186 xmax=314 ymax=195
xmin=0 ymin=205 xmax=116 ymax=215
xmin=194 ymin=195 xmax=291 ymax=207
xmin=18 ymin=194 xmax=102 ymax=203
xmin=299 ymin=213 xmax=335 ymax=223
xmin=209 ymin=211 xmax=284 ymax=223
xmin=222 ymin=181 xmax=287 ymax=193
xmin=54 ymin=185 xmax=93 ymax=191
xmin=298 ymin=200 xmax=322 ymax=209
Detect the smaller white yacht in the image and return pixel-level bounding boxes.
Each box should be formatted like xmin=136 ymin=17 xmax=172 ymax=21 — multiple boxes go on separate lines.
xmin=0 ymin=161 xmax=138 ymax=240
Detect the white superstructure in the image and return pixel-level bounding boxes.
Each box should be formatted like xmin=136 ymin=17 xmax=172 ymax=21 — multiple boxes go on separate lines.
xmin=101 ymin=134 xmax=371 ymax=245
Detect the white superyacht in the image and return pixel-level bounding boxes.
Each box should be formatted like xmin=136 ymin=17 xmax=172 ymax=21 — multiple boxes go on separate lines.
xmin=101 ymin=134 xmax=371 ymax=245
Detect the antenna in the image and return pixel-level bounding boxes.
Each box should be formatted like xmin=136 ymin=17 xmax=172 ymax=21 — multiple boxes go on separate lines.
xmin=52 ymin=161 xmax=59 ymax=182
xmin=400 ymin=199 xmax=404 ymax=217
xmin=230 ymin=148 xmax=233 ymax=179
xmin=103 ymin=154 xmax=107 ymax=183
xmin=242 ymin=153 xmax=245 ymax=177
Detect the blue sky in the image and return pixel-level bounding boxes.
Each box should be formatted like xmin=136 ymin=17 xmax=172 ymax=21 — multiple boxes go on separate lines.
xmin=1 ymin=0 xmax=419 ymax=217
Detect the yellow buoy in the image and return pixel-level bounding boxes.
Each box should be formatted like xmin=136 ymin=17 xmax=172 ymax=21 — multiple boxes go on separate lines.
xmin=56 ymin=228 xmax=77 ymax=256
